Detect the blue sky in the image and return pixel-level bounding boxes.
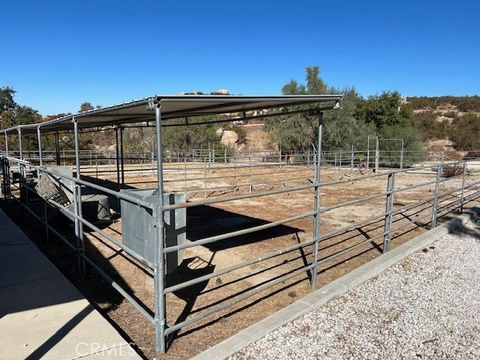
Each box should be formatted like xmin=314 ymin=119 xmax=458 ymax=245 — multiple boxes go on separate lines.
xmin=1 ymin=0 xmax=478 ymax=115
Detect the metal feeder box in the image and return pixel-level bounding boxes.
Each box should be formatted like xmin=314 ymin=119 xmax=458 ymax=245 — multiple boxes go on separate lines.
xmin=120 ymin=189 xmax=186 ymax=274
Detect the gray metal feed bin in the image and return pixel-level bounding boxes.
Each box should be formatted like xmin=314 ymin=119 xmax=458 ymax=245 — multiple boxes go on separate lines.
xmin=36 ymin=166 xmax=111 ymax=222
xmin=120 ymin=189 xmax=186 ymax=274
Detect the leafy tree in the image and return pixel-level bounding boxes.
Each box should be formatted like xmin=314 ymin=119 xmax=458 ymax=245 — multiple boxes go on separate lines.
xmin=0 ymin=87 xmax=17 ymax=129
xmin=281 ymin=80 xmax=306 ymax=95
xmin=266 ymin=66 xmax=373 ymax=152
xmin=354 ymin=92 xmax=425 ymax=165
xmin=266 ymin=67 xmax=425 ymax=167
xmin=266 ymin=66 xmax=330 ymax=151
xmin=355 ymin=91 xmax=412 ymax=130
xmin=379 ymin=125 xmax=424 ymax=166
xmin=0 ymin=87 xmax=16 ymax=113
xmin=15 ymin=105 xmax=41 ymax=125
xmin=80 ymin=102 xmax=94 ymax=112
xmin=323 ymin=88 xmax=376 ymax=150
xmin=162 ymin=117 xmax=219 ymax=151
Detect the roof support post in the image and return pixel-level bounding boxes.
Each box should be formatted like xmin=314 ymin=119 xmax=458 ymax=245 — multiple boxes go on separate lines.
xmin=4 ymin=132 xmax=8 ymax=156
xmin=17 ymin=128 xmax=25 ymax=200
xmin=115 ymin=127 xmax=120 ymax=189
xmin=120 ymin=126 xmax=125 ymax=185
xmin=311 ymin=111 xmax=323 ymax=288
xmin=17 ymin=127 xmax=23 ymax=160
xmin=73 ymin=118 xmax=85 ymax=276
xmin=153 ymin=104 xmax=167 ymax=353
xmin=54 ymin=131 xmax=61 ymax=165
xmin=37 ymin=127 xmax=43 ymax=167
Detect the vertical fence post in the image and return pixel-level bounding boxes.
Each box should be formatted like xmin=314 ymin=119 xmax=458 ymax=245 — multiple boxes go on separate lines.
xmin=400 ymin=140 xmax=404 ymax=170
xmin=204 ymin=160 xmax=208 ymax=198
xmin=383 ymin=172 xmax=395 ymax=253
xmin=248 ymin=156 xmax=253 ymax=193
xmin=36 ymin=126 xmax=49 ymax=241
xmin=208 ymin=151 xmax=212 ymax=172
xmin=43 ymin=200 xmax=49 ymax=243
xmin=153 ymin=104 xmax=167 ymax=354
xmin=120 ymin=127 xmax=125 ymax=185
xmin=37 ymin=126 xmax=43 ymax=168
xmin=115 ymin=127 xmax=120 ymax=187
xmin=431 ymin=164 xmax=442 ymax=228
xmin=232 ymin=155 xmax=237 ymax=192
xmin=375 ymin=136 xmax=379 ymax=173
xmin=366 ymin=135 xmax=371 ymax=171
xmin=184 ymin=157 xmax=187 ymax=192
xmin=1 ymin=156 xmax=10 ymax=200
xmin=17 ymin=128 xmax=25 ymax=209
xmin=224 ymin=148 xmax=227 ymax=164
xmin=73 ymin=118 xmax=85 ymax=276
xmin=0 ymin=157 xmax=4 ymax=199
xmin=460 ymin=161 xmax=467 ymax=213
xmin=350 ymin=146 xmax=354 ymax=175
xmin=311 ymin=111 xmax=323 ymax=288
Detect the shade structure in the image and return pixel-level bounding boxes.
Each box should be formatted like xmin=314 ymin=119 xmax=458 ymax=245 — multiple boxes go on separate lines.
xmin=1 ymin=94 xmax=342 ymax=134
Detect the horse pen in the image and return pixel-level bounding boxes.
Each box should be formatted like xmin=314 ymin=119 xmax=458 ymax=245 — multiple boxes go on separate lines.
xmin=1 ymin=94 xmax=479 ymax=359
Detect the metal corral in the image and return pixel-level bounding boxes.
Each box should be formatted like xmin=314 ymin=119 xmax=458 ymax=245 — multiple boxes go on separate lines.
xmin=1 ymin=94 xmax=480 ymax=355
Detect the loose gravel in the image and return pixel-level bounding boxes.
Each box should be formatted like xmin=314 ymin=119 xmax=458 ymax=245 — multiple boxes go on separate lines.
xmin=229 ymin=219 xmax=480 ymax=360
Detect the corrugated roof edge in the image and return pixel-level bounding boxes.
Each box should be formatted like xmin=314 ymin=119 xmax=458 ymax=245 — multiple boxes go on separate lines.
xmin=0 ymin=94 xmax=342 ymax=134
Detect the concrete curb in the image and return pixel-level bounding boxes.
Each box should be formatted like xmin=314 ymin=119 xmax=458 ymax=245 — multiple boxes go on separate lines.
xmin=192 ymin=206 xmax=480 ymax=360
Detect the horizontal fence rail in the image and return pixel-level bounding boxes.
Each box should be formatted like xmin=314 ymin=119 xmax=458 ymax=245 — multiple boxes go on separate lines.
xmin=1 ymin=144 xmax=480 ymax=355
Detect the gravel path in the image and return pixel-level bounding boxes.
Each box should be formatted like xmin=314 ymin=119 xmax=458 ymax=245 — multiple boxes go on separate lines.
xmin=229 ymin=219 xmax=480 ymax=360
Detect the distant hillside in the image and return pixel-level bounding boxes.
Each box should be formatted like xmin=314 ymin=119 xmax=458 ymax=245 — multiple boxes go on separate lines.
xmin=409 ymin=96 xmax=480 ymax=152
xmin=407 ymin=96 xmax=480 ymax=112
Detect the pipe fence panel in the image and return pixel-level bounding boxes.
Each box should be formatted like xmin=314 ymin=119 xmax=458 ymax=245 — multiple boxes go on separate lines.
xmin=1 ymin=149 xmax=480 ymax=354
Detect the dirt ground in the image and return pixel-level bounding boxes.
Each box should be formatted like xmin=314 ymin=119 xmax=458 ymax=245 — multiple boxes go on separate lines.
xmin=2 ymin=160 xmax=479 ymax=360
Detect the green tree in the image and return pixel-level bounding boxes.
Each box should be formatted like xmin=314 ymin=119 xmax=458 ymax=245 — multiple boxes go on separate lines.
xmin=323 ymin=88 xmax=375 ymax=150
xmin=0 ymin=87 xmax=16 ymax=113
xmin=0 ymin=87 xmax=17 ymax=129
xmin=355 ymin=91 xmax=412 ymax=130
xmin=266 ymin=66 xmax=331 ymax=151
xmin=80 ymin=102 xmax=94 ymax=112
xmin=379 ymin=125 xmax=424 ymax=166
xmin=15 ymin=105 xmax=41 ymax=125
xmin=162 ymin=117 xmax=220 ymax=151
xmin=266 ymin=66 xmax=372 ymax=152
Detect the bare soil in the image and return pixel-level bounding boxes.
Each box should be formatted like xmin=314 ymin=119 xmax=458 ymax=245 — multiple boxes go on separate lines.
xmin=2 ymin=161 xmax=478 ymax=360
